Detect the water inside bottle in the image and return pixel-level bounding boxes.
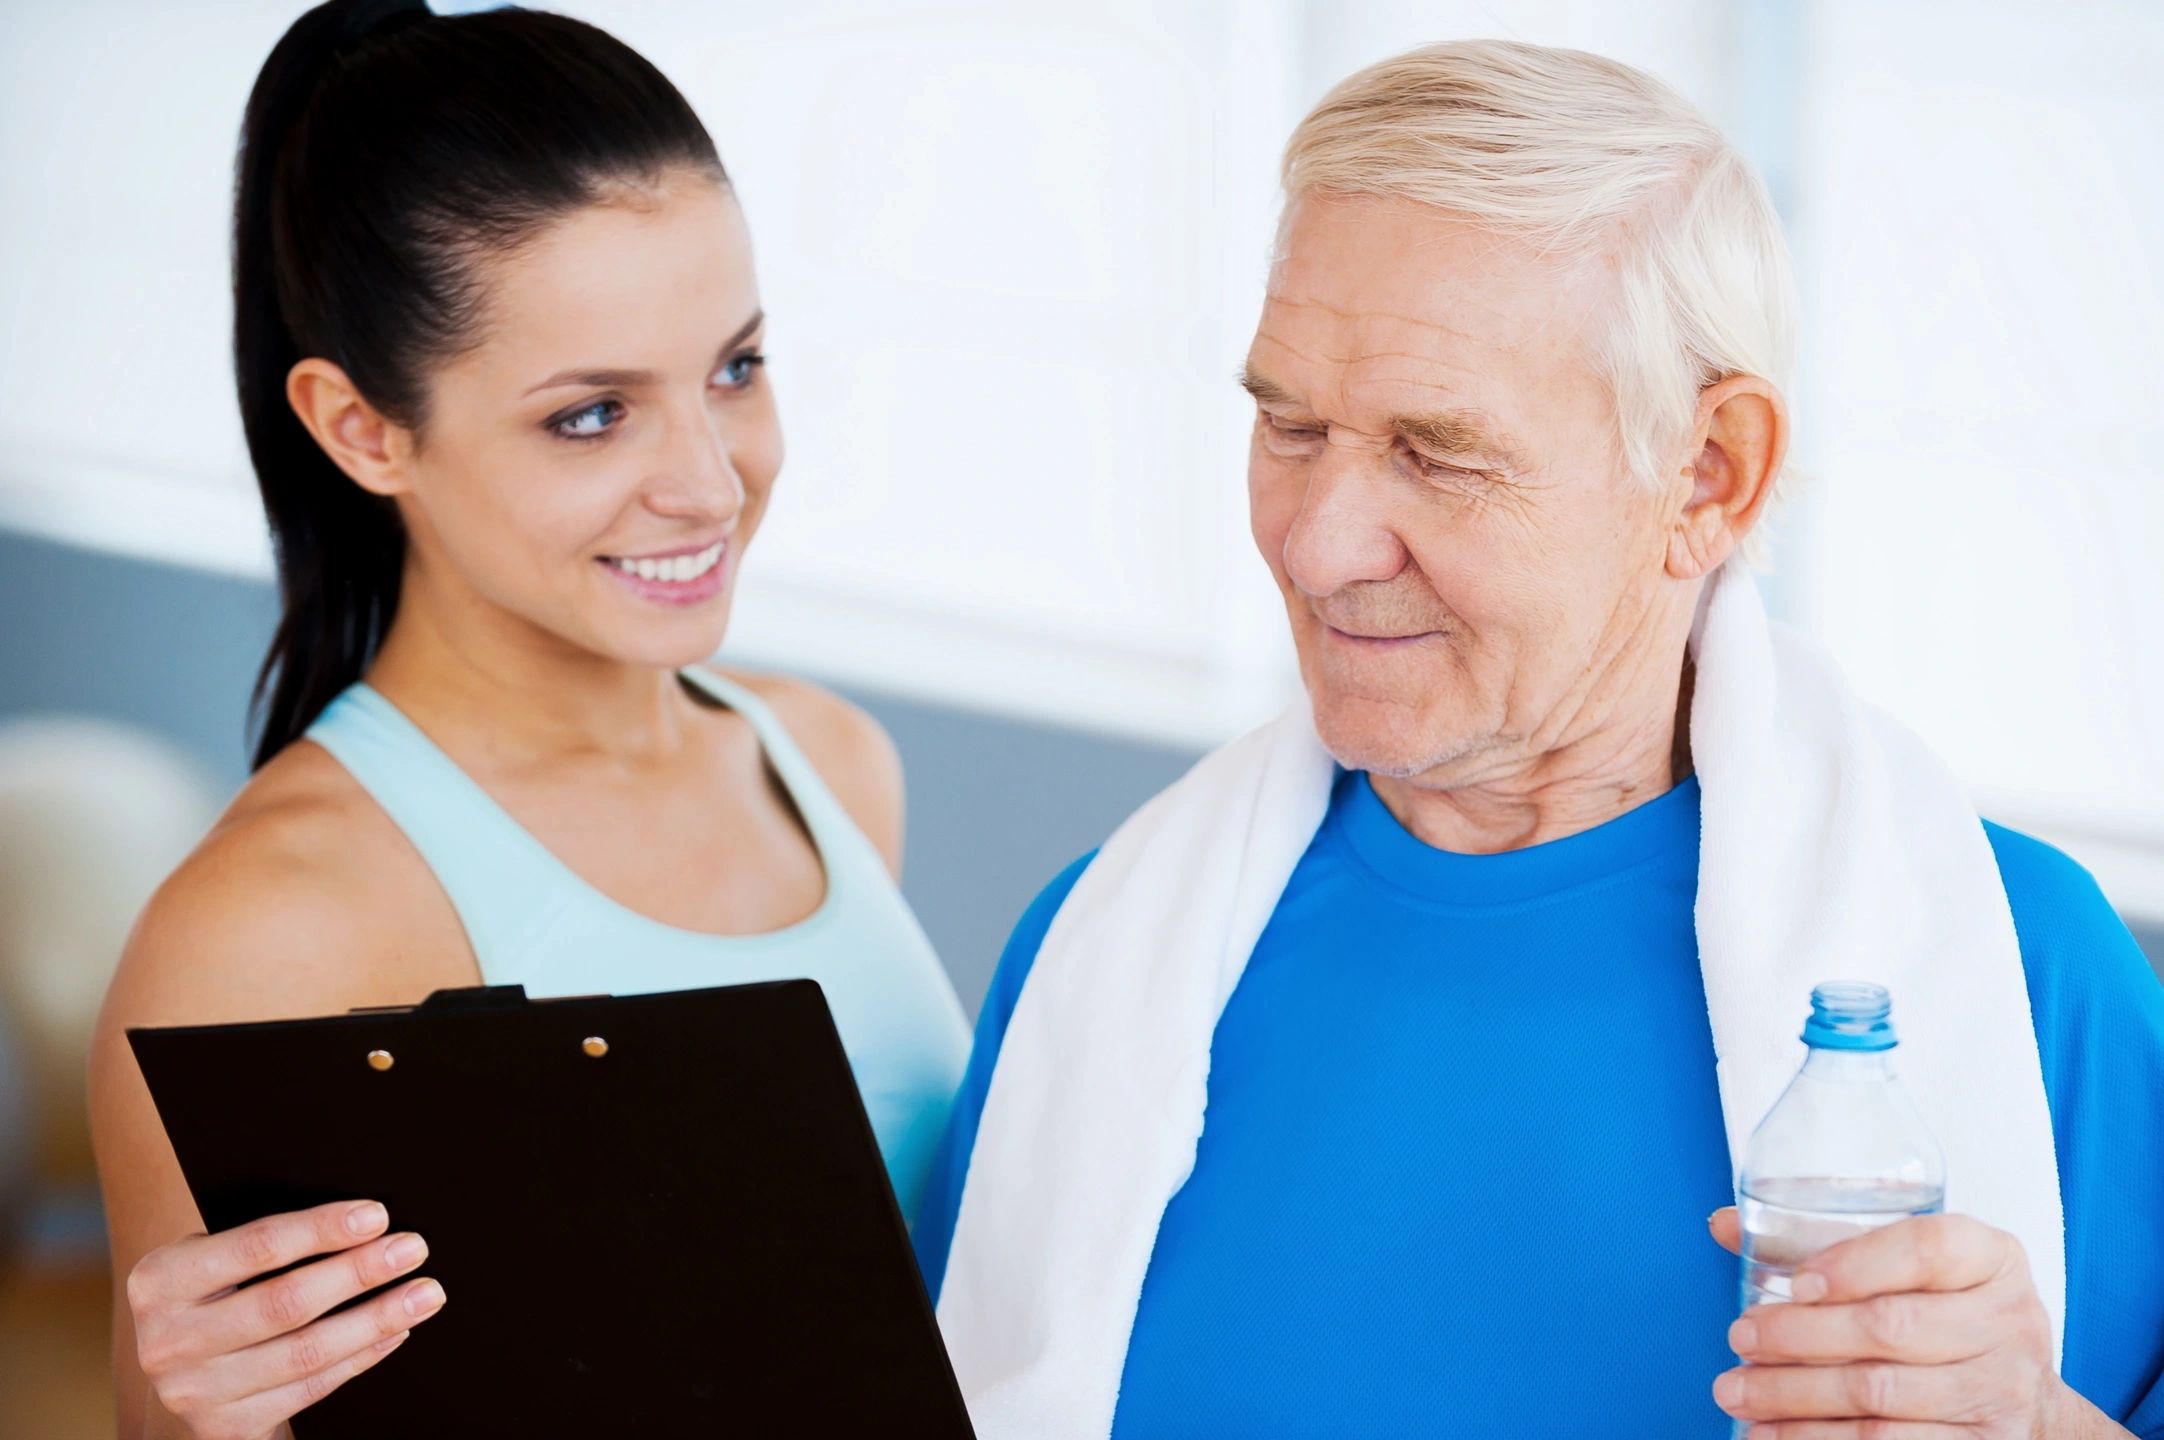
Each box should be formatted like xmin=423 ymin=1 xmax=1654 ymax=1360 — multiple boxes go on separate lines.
xmin=1738 ymin=1175 xmax=1944 ymax=1308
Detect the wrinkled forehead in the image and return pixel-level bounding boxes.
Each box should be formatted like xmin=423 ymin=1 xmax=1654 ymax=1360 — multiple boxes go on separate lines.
xmin=1255 ymin=193 xmax=1611 ymax=424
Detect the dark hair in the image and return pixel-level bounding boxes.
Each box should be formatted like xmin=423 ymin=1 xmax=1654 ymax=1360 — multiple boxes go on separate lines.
xmin=235 ymin=0 xmax=725 ymax=769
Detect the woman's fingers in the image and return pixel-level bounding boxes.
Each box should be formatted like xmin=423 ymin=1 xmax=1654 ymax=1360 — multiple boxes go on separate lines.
xmin=126 ymin=1201 xmax=441 ymax=1438
xmin=1730 ymin=1290 xmax=2000 ymax=1367
xmin=184 ymin=1229 xmax=431 ymax=1357
xmin=259 ymin=1327 xmax=413 ymax=1420
xmin=190 ymin=1277 xmax=446 ymax=1418
xmin=134 ymin=1200 xmax=390 ymax=1311
xmin=180 ymin=1329 xmax=415 ymax=1440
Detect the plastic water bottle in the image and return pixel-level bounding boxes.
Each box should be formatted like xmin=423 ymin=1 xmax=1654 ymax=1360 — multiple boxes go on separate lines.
xmin=1737 ymin=981 xmax=1946 ymax=1312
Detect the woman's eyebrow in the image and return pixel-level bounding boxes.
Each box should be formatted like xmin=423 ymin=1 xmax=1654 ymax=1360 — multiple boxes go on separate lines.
xmin=524 ymin=364 xmax=655 ymax=396
xmin=715 ymin=308 xmax=766 ymax=357
xmin=522 ymin=309 xmax=766 ymax=397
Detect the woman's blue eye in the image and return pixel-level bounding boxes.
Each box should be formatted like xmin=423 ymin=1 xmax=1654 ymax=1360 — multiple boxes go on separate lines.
xmin=552 ymin=399 xmax=622 ymax=440
xmin=715 ymin=352 xmax=767 ymax=390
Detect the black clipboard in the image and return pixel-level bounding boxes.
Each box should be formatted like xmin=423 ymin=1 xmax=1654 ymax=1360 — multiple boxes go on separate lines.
xmin=129 ymin=980 xmax=975 ymax=1436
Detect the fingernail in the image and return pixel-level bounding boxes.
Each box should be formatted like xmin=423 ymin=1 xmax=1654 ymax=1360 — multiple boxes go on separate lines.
xmin=1713 ymin=1370 xmax=1744 ymax=1408
xmin=1791 ymin=1271 xmax=1828 ymax=1302
xmin=375 ymin=1329 xmax=410 ymax=1355
xmin=1728 ymin=1317 xmax=1757 ymax=1355
xmin=384 ymin=1233 xmax=428 ymax=1271
xmin=345 ymin=1201 xmax=388 ymax=1236
xmin=403 ymin=1279 xmax=446 ymax=1318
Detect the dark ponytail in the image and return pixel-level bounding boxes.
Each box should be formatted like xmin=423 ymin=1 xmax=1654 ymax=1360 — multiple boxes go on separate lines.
xmin=234 ymin=0 xmax=724 ymax=769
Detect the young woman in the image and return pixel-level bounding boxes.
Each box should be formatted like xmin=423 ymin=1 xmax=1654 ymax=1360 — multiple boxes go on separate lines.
xmin=85 ymin=3 xmax=970 ymax=1435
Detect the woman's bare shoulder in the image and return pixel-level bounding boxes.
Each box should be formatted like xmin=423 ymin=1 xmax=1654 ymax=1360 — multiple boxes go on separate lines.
xmin=103 ymin=739 xmax=470 ymax=1030
xmin=707 ymin=667 xmax=905 ymax=874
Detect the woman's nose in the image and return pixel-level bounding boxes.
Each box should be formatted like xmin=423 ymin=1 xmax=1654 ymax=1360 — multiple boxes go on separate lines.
xmin=647 ymin=411 xmax=747 ymax=521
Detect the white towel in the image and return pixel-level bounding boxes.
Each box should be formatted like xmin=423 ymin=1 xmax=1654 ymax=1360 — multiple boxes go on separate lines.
xmin=938 ymin=565 xmax=2065 ymax=1438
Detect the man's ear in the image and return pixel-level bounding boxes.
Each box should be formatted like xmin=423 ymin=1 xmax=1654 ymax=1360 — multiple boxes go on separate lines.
xmin=286 ymin=358 xmax=414 ymax=499
xmin=1666 ymin=374 xmax=1788 ymax=580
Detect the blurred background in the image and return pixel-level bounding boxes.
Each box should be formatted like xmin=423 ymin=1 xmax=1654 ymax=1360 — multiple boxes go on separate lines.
xmin=1 ymin=0 xmax=2158 ymax=1431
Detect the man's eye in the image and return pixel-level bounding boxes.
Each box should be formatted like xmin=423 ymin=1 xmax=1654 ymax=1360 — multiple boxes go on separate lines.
xmin=1262 ymin=413 xmax=1322 ymax=442
xmin=550 ymin=399 xmax=623 ymax=441
xmin=1408 ymin=451 xmax=1486 ymax=484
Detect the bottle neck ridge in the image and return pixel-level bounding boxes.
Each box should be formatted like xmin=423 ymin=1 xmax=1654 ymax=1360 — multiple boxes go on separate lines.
xmin=1801 ymin=1045 xmax=1897 ymax=1081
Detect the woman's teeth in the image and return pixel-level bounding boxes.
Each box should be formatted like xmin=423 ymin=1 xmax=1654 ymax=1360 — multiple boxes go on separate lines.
xmin=609 ymin=541 xmax=724 ymax=583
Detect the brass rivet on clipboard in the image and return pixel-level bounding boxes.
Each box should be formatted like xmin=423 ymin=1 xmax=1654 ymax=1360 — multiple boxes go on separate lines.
xmin=367 ymin=1049 xmax=395 ymax=1072
xmin=581 ymin=1036 xmax=609 ymax=1058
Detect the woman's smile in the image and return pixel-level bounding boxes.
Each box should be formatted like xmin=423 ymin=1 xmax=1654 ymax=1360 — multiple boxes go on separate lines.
xmin=598 ymin=536 xmax=730 ymax=604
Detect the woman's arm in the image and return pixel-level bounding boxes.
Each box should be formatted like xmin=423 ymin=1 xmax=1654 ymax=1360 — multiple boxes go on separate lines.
xmin=90 ymin=764 xmax=471 ymax=1438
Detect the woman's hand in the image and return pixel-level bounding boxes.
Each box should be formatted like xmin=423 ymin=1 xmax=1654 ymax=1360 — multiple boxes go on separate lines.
xmin=1708 ymin=1207 xmax=2126 ymax=1438
xmin=127 ymin=1198 xmax=445 ymax=1440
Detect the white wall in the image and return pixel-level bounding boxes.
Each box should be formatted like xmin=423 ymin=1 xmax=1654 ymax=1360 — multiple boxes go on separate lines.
xmin=1 ymin=0 xmax=2158 ymax=906
xmin=0 ymin=0 xmax=1741 ymax=745
xmin=570 ymin=0 xmax=1302 ymax=742
xmin=0 ymin=2 xmax=295 ymax=535
xmin=1782 ymin=0 xmax=2164 ymax=900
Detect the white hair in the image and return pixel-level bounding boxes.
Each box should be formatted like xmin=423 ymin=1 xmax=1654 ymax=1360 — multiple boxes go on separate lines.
xmin=1281 ymin=40 xmax=1797 ymax=532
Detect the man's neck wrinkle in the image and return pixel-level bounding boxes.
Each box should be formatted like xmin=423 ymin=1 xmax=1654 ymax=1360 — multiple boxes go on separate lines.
xmin=1366 ymin=702 xmax=1683 ymax=855
xmin=1370 ymin=774 xmax=1675 ymax=855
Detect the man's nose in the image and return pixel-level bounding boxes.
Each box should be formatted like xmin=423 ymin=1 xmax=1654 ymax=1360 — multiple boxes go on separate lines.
xmin=1280 ymin=446 xmax=1409 ymax=598
xmin=645 ymin=407 xmax=746 ymax=522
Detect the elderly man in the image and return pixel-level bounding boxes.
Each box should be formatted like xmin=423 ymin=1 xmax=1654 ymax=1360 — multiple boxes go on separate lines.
xmin=914 ymin=40 xmax=2164 ymax=1440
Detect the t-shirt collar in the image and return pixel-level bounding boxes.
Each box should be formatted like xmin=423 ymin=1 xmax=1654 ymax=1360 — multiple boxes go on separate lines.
xmin=1331 ymin=765 xmax=1703 ymax=907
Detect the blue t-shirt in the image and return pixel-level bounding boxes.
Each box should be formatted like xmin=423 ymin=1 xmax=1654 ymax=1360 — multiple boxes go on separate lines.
xmin=915 ymin=770 xmax=2164 ymax=1437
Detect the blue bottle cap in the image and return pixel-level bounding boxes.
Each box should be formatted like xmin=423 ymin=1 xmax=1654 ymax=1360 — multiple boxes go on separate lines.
xmin=1801 ymin=980 xmax=1897 ymax=1051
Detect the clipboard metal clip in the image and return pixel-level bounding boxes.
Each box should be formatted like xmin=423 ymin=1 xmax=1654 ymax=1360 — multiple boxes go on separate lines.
xmin=347 ymin=984 xmax=532 ymax=1016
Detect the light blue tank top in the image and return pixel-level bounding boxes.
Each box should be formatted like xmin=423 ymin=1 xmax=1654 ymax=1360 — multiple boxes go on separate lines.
xmin=304 ymin=667 xmax=970 ymax=1220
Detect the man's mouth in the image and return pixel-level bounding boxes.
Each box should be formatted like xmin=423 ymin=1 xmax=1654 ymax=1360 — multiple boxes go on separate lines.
xmin=1322 ymin=622 xmax=1438 ymax=648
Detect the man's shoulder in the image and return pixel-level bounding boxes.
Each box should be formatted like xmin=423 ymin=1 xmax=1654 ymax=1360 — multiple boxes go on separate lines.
xmin=1984 ymin=820 xmax=2115 ymax=919
xmin=1981 ymin=820 xmax=2160 ymax=1009
xmin=1981 ymin=827 xmax=2164 ymax=1427
xmin=980 ymin=850 xmax=1100 ymax=1032
xmin=1981 ymin=821 xmax=2164 ymax=1133
xmin=909 ymin=847 xmax=1104 ymax=1289
xmin=1021 ymin=850 xmax=1100 ymax=935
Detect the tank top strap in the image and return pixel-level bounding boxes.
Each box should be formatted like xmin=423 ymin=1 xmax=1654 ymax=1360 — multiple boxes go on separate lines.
xmin=303 ymin=684 xmax=571 ymax=976
xmin=676 ymin=666 xmax=885 ymax=872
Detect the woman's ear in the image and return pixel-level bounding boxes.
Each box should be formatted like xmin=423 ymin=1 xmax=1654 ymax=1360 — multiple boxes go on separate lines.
xmin=286 ymin=358 xmax=414 ymax=499
xmin=1666 ymin=374 xmax=1788 ymax=580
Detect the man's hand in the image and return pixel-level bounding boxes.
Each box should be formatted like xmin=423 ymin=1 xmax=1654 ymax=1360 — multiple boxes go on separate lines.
xmin=1706 ymin=1207 xmax=2126 ymax=1438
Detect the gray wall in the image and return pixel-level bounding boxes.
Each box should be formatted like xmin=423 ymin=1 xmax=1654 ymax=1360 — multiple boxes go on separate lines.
xmin=1 ymin=528 xmax=2159 ymax=1014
